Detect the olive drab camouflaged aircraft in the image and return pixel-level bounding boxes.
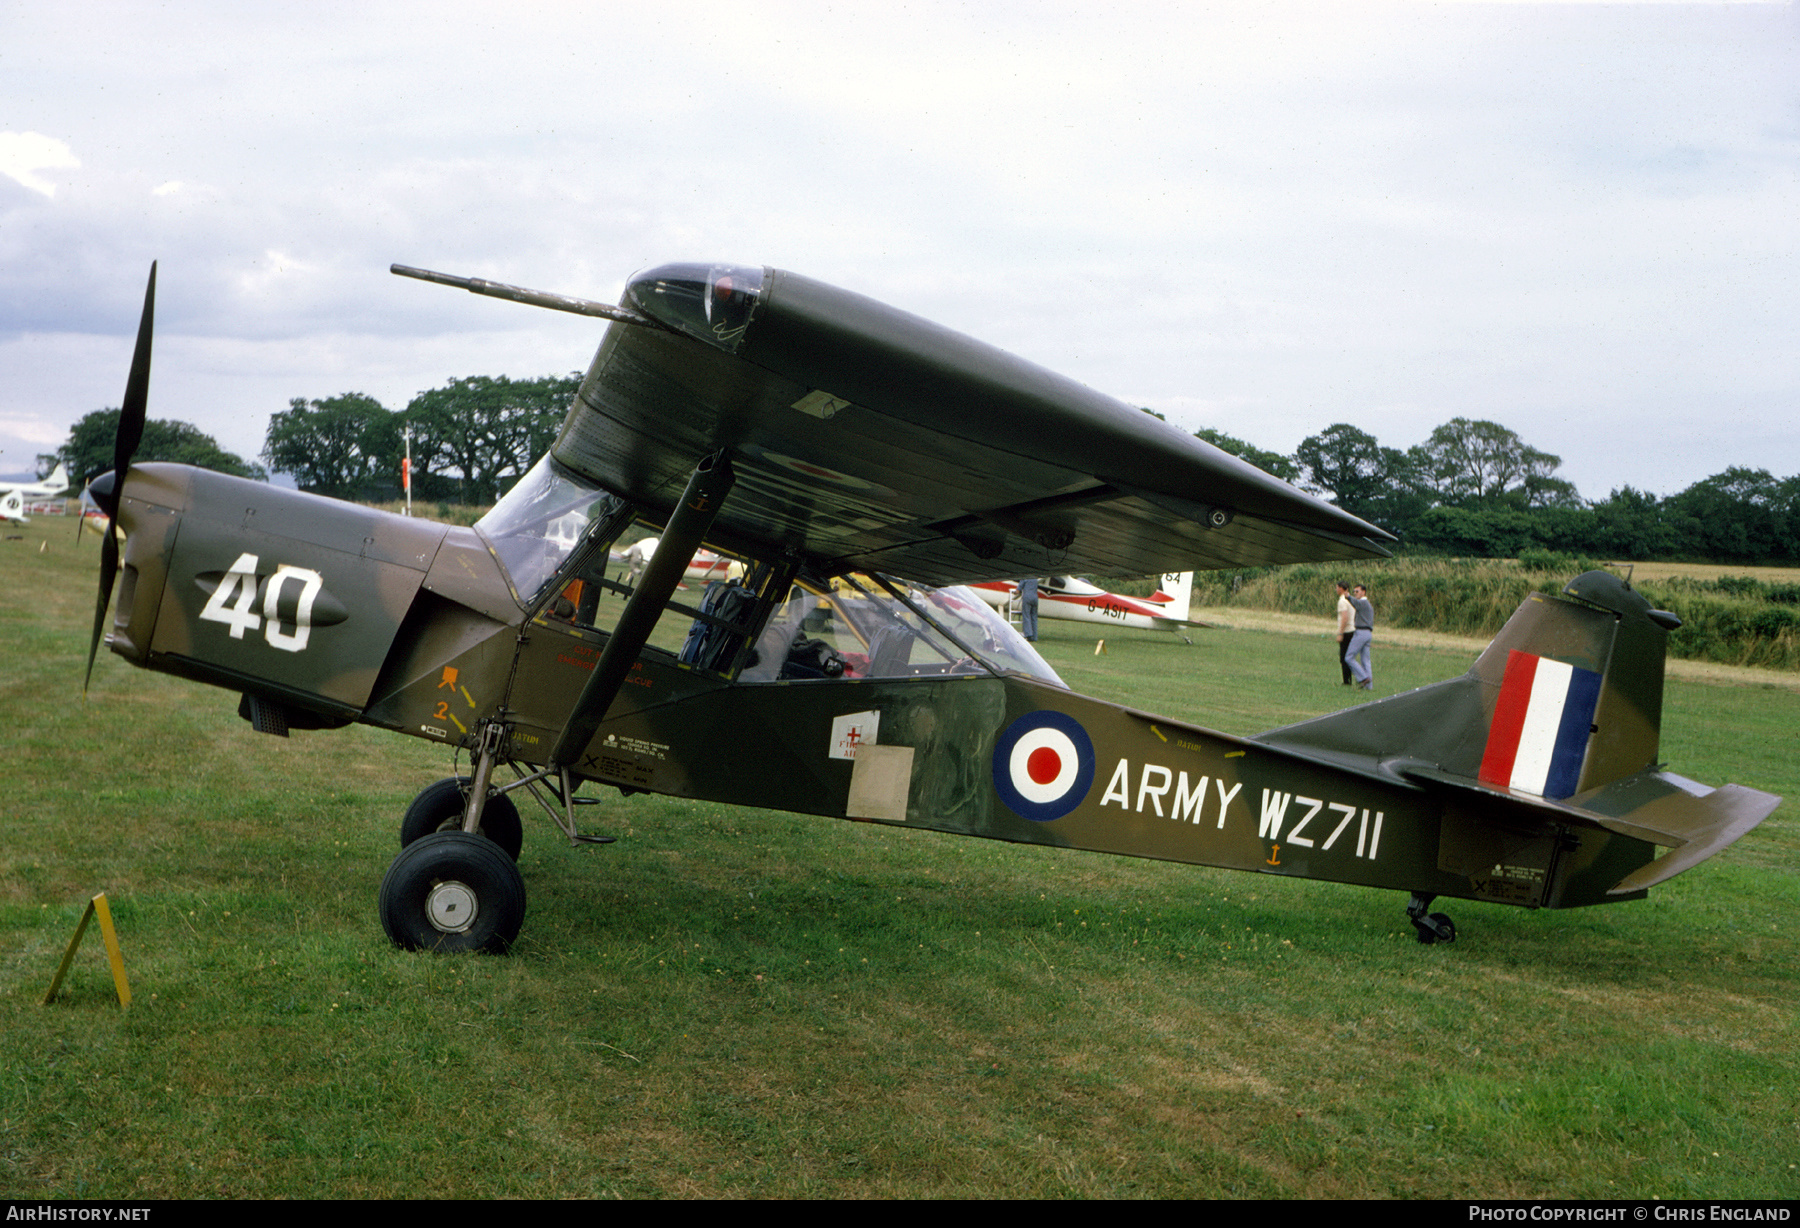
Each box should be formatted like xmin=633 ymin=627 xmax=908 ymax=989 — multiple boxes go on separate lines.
xmin=85 ymin=262 xmax=1779 ymax=953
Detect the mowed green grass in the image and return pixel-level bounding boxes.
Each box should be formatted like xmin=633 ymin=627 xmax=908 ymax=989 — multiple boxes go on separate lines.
xmin=2 ymin=518 xmax=1796 ymax=1199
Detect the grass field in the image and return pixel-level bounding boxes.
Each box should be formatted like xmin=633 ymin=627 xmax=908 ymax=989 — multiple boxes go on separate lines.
xmin=2 ymin=517 xmax=1796 ymax=1199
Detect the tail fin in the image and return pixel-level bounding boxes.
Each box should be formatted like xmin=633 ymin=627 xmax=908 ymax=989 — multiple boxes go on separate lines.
xmin=1253 ymin=571 xmax=1777 ymax=899
xmin=1469 ymin=570 xmax=1673 ymax=797
xmin=1155 ymin=570 xmax=1193 ymax=623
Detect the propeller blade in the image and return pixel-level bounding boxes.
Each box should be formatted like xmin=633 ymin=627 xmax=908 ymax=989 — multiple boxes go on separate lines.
xmin=85 ymin=527 xmax=120 ymax=694
xmin=86 ymin=262 xmax=156 ymax=694
xmin=108 ymin=262 xmax=156 ymax=510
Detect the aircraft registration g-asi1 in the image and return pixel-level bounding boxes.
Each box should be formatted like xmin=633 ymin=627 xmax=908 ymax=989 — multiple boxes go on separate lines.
xmin=85 ymin=262 xmax=1778 ymax=953
xmin=970 ymin=572 xmax=1200 ymax=641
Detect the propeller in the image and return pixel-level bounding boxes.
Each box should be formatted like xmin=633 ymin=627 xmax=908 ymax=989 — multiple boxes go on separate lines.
xmin=85 ymin=262 xmax=156 ymax=694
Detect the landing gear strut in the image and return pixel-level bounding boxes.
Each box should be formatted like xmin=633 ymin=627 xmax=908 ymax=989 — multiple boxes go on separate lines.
xmin=1407 ymin=893 xmax=1456 ymax=945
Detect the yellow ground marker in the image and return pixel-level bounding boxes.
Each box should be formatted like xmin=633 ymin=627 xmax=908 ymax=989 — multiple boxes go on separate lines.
xmin=1093 ymin=639 xmax=1107 ymax=655
xmin=44 ymin=892 xmax=132 ymax=1009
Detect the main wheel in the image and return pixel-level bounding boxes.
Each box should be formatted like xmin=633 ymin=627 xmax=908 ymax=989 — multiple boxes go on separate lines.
xmin=379 ymin=831 xmax=526 ymax=954
xmin=400 ymin=776 xmax=523 ymax=861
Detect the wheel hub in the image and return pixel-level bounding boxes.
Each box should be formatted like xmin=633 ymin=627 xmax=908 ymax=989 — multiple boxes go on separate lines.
xmin=426 ymin=879 xmax=479 ymax=933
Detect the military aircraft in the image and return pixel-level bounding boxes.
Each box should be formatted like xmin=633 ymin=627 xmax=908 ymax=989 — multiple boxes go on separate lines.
xmin=0 ymin=462 xmax=70 ymax=523
xmin=85 ymin=261 xmax=1779 ymax=954
xmin=970 ymin=572 xmax=1200 ymax=641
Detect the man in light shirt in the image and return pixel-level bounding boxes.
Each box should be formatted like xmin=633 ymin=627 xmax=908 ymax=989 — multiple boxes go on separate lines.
xmin=1334 ymin=581 xmax=1354 ymax=686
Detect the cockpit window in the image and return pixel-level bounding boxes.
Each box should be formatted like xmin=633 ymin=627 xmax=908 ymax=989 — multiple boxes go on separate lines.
xmin=886 ymin=579 xmax=1064 ymax=685
xmin=478 ymin=459 xmax=1064 ymax=687
xmin=740 ymin=576 xmax=1065 ymax=687
xmin=475 ymin=456 xmax=626 ymax=604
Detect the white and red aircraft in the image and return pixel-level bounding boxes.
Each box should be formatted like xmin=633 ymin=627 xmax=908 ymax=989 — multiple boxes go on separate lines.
xmin=0 ymin=462 xmax=70 ymax=524
xmin=971 ymin=571 xmax=1199 ymax=640
xmin=619 ymin=537 xmax=742 ymax=588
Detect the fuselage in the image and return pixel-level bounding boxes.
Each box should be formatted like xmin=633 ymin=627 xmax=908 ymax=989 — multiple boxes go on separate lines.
xmin=103 ymin=459 xmax=1656 ymax=913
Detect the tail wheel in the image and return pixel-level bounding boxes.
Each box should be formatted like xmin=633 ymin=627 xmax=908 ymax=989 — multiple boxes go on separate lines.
xmin=1413 ymin=912 xmax=1457 ymax=945
xmin=379 ymin=831 xmax=526 ymax=954
xmin=400 ymin=776 xmax=523 ymax=861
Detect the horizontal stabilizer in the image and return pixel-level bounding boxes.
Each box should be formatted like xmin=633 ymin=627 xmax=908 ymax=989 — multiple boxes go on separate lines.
xmin=1401 ymin=764 xmax=1778 ymax=893
xmin=1584 ymin=776 xmax=1779 ymax=893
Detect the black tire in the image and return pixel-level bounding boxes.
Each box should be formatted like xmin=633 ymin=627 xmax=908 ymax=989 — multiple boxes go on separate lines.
xmin=400 ymin=776 xmax=523 ymax=861
xmin=378 ymin=831 xmax=526 ymax=954
xmin=1413 ymin=911 xmax=1456 ymax=945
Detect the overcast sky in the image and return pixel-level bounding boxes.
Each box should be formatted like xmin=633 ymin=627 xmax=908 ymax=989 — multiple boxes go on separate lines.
xmin=3 ymin=1 xmax=1796 ymax=501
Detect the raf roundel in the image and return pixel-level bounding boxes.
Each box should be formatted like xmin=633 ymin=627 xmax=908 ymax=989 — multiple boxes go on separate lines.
xmin=992 ymin=711 xmax=1096 ymax=822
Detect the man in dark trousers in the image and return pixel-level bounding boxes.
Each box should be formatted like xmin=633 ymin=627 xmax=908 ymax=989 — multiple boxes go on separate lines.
xmin=1346 ymin=583 xmax=1375 ymax=690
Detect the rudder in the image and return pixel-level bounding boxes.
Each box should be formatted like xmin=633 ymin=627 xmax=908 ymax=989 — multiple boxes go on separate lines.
xmin=1467 ymin=570 xmax=1673 ymax=799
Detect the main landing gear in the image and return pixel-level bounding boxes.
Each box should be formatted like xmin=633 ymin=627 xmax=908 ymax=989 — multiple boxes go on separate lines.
xmin=379 ymin=723 xmax=618 ymax=953
xmin=1407 ymin=892 xmax=1457 ymax=945
xmin=380 ymin=728 xmax=528 ymax=952
xmin=379 ymin=830 xmax=526 ymax=954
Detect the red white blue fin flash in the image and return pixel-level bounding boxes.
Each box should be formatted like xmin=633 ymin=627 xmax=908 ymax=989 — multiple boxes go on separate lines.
xmin=1479 ymin=650 xmax=1603 ymax=800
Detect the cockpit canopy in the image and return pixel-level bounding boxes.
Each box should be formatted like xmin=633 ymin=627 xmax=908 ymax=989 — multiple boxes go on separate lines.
xmin=475 ymin=456 xmax=1064 ymax=688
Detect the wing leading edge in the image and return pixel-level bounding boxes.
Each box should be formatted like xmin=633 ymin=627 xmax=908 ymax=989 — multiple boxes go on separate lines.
xmin=545 ymin=261 xmax=1394 ymax=585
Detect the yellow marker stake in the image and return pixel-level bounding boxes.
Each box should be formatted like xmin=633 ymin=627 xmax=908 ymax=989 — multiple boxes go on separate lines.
xmin=1093 ymin=639 xmax=1106 ymax=655
xmin=44 ymin=892 xmax=132 ymax=1009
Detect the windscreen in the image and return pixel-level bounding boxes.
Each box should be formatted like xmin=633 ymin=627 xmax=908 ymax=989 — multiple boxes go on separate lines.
xmin=475 ymin=456 xmax=625 ymax=604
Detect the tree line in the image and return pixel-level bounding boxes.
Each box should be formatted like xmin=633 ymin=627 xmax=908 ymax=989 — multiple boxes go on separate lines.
xmin=39 ymin=412 xmax=268 ymax=484
xmin=1192 ymin=418 xmax=1800 ymax=566
xmin=39 ymin=374 xmax=581 ymax=506
xmin=262 ymin=374 xmax=581 ymax=503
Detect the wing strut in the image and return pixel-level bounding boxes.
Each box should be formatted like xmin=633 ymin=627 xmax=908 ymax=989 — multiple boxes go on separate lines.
xmin=548 ymin=451 xmax=737 ymax=768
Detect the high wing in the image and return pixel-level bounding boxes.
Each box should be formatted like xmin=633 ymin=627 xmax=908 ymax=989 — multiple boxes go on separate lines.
xmin=542 ymin=262 xmax=1392 ymax=585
